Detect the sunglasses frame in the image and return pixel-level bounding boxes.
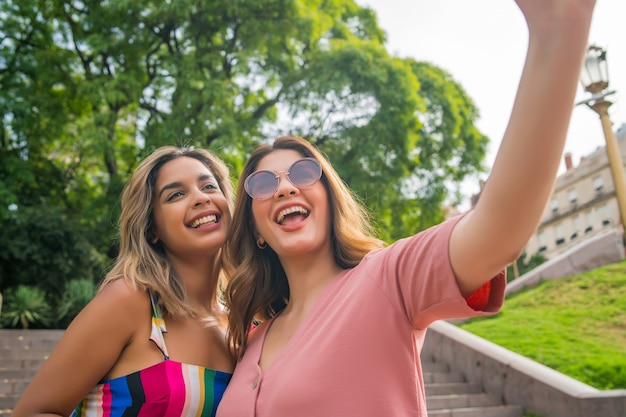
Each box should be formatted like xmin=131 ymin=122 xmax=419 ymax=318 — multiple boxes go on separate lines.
xmin=244 ymin=157 xmax=322 ymax=200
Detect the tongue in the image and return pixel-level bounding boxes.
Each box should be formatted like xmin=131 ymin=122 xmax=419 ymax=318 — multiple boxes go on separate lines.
xmin=281 ymin=213 xmax=306 ymax=226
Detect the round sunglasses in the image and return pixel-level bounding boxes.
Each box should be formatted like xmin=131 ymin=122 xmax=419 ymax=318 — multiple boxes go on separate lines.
xmin=244 ymin=157 xmax=323 ymax=200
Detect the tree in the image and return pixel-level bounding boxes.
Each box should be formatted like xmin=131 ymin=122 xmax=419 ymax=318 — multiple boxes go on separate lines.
xmin=1 ymin=0 xmax=490 ymax=290
xmin=0 ymin=205 xmax=107 ymax=299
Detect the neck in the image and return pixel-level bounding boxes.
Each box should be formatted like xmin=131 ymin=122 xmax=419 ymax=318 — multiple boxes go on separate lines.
xmin=170 ymin=256 xmax=221 ymax=314
xmin=280 ymin=254 xmax=344 ymax=316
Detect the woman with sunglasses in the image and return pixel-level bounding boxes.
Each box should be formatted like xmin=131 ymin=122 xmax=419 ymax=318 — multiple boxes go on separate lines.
xmin=13 ymin=147 xmax=235 ymax=417
xmin=217 ymin=1 xmax=596 ymax=415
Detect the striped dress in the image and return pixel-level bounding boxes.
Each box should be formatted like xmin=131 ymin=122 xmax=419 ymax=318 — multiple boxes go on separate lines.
xmin=71 ymin=291 xmax=232 ymax=417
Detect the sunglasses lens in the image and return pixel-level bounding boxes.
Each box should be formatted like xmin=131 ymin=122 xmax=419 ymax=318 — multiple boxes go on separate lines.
xmin=244 ymin=171 xmax=278 ymax=200
xmin=244 ymin=158 xmax=322 ymax=200
xmin=289 ymin=158 xmax=322 ymax=187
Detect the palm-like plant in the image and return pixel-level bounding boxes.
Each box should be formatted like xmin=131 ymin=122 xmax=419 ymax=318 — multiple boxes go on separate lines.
xmin=56 ymin=279 xmax=96 ymax=326
xmin=1 ymin=285 xmax=52 ymax=329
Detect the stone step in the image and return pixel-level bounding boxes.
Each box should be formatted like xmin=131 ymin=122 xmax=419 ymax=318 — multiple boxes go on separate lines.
xmin=427 ymin=405 xmax=525 ymax=417
xmin=422 ymin=361 xmax=450 ymax=373
xmin=0 ymin=377 xmax=29 ymax=395
xmin=426 ymin=381 xmax=485 ymax=396
xmin=0 ymin=393 xmax=20 ymax=411
xmin=422 ymin=357 xmax=524 ymax=417
xmin=0 ymin=330 xmax=62 ymax=413
xmin=427 ymin=392 xmax=501 ymax=410
xmin=0 ymin=358 xmax=48 ymax=369
xmin=0 ymin=368 xmax=38 ymax=380
xmin=423 ymin=370 xmax=466 ymax=384
xmin=0 ymin=347 xmax=56 ymax=359
xmin=0 ymin=329 xmax=64 ymax=348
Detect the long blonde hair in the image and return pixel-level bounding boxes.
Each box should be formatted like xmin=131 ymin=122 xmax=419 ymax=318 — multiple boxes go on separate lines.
xmin=101 ymin=146 xmax=234 ymax=317
xmin=224 ymin=136 xmax=384 ymax=357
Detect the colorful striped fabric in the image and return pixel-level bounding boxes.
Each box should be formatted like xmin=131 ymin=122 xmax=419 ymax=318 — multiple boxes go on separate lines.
xmin=71 ymin=291 xmax=231 ymax=417
xmin=71 ymin=361 xmax=231 ymax=417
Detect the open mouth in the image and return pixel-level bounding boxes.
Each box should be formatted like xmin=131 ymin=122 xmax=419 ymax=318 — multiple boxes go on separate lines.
xmin=189 ymin=214 xmax=218 ymax=228
xmin=276 ymin=206 xmax=309 ymax=225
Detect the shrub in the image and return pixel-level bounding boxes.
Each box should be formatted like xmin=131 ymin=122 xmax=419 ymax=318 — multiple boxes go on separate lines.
xmin=1 ymin=285 xmax=52 ymax=329
xmin=56 ymin=279 xmax=97 ymax=328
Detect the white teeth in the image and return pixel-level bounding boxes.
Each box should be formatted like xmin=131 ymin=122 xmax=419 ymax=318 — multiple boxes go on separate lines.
xmin=190 ymin=215 xmax=217 ymax=228
xmin=276 ymin=206 xmax=309 ymax=224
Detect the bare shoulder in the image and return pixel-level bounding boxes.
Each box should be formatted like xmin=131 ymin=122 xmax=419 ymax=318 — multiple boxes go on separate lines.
xmin=10 ymin=279 xmax=152 ymax=416
xmin=95 ymin=278 xmax=151 ymax=315
xmin=64 ymin=278 xmax=151 ymax=348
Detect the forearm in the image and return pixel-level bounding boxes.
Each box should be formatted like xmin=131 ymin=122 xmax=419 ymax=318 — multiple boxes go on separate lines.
xmin=483 ymin=3 xmax=594 ymax=235
xmin=480 ymin=21 xmax=592 ymax=243
xmin=451 ymin=1 xmax=596 ymax=295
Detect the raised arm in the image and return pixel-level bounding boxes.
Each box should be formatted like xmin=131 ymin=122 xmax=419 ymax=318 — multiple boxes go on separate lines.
xmin=450 ymin=0 xmax=597 ymax=296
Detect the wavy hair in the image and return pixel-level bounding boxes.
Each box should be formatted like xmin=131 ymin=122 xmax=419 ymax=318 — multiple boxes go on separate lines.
xmin=100 ymin=146 xmax=234 ymax=318
xmin=224 ymin=136 xmax=385 ymax=357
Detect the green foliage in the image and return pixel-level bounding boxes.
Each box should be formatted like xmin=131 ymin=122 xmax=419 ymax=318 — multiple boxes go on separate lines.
xmin=0 ymin=285 xmax=52 ymax=329
xmin=0 ymin=0 xmax=491 ymax=317
xmin=1 ymin=0 xmax=489 ymax=248
xmin=460 ymin=260 xmax=626 ymax=390
xmin=56 ymin=279 xmax=97 ymax=328
xmin=0 ymin=205 xmax=108 ymax=299
xmin=507 ymin=251 xmax=547 ymax=282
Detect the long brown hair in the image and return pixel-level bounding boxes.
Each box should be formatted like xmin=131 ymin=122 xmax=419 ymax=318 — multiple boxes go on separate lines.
xmin=101 ymin=146 xmax=234 ymax=317
xmin=224 ymin=136 xmax=384 ymax=357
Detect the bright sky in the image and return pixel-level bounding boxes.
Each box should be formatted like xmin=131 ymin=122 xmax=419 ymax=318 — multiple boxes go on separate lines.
xmin=357 ymin=0 xmax=626 ymax=208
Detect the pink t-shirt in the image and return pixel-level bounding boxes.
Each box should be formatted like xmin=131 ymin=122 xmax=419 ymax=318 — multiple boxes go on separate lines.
xmin=216 ymin=214 xmax=506 ymax=417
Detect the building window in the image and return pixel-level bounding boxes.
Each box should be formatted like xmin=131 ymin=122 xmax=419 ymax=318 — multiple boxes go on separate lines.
xmin=568 ymin=188 xmax=578 ymax=203
xmin=538 ymin=231 xmax=547 ymax=252
xmin=550 ymin=198 xmax=559 ymax=213
xmin=571 ymin=215 xmax=580 ymax=240
xmin=597 ymin=204 xmax=611 ymax=226
xmin=555 ymin=224 xmax=565 ymax=246
xmin=585 ymin=210 xmax=594 ymax=233
xmin=593 ymin=176 xmax=604 ymax=191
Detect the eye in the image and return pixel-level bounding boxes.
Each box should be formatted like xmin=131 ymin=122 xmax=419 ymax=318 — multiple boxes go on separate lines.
xmin=165 ymin=190 xmax=185 ymax=202
xmin=202 ymin=182 xmax=219 ymax=192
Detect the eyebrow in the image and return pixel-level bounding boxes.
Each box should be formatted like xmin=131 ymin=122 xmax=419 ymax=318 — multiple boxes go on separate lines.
xmin=158 ymin=174 xmax=217 ymax=198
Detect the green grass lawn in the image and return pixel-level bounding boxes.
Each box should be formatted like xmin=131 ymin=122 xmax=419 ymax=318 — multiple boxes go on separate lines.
xmin=458 ymin=260 xmax=626 ymax=390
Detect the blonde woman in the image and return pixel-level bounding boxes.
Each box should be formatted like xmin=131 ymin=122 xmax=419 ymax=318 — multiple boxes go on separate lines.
xmin=13 ymin=146 xmax=235 ymax=417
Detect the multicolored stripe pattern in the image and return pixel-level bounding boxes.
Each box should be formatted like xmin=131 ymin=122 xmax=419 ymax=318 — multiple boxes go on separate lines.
xmin=71 ymin=361 xmax=231 ymax=417
xmin=71 ymin=291 xmax=231 ymax=417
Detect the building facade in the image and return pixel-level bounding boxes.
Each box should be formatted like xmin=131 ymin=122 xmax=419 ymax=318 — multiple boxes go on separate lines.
xmin=524 ymin=123 xmax=626 ymax=260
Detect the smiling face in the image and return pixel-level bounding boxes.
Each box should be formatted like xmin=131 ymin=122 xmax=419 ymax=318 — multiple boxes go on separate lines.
xmin=250 ymin=149 xmax=332 ymax=260
xmin=151 ymin=156 xmax=230 ymax=260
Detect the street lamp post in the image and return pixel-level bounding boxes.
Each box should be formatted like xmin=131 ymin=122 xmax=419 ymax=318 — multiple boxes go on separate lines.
xmin=578 ymin=45 xmax=626 ymax=238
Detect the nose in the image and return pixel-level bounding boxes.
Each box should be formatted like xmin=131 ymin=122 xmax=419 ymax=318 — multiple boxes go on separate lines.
xmin=273 ymin=172 xmax=299 ymax=199
xmin=193 ymin=188 xmax=211 ymax=207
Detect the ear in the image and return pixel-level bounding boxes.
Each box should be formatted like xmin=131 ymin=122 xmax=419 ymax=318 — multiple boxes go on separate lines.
xmin=148 ymin=228 xmax=159 ymax=244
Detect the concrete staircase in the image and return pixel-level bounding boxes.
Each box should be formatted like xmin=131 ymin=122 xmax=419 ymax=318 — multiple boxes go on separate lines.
xmin=0 ymin=329 xmax=64 ymax=416
xmin=0 ymin=330 xmax=524 ymax=417
xmin=422 ymin=353 xmax=524 ymax=417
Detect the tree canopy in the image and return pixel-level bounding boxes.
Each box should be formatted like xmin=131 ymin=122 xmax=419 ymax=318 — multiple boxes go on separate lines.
xmin=0 ymin=0 xmax=490 ymax=323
